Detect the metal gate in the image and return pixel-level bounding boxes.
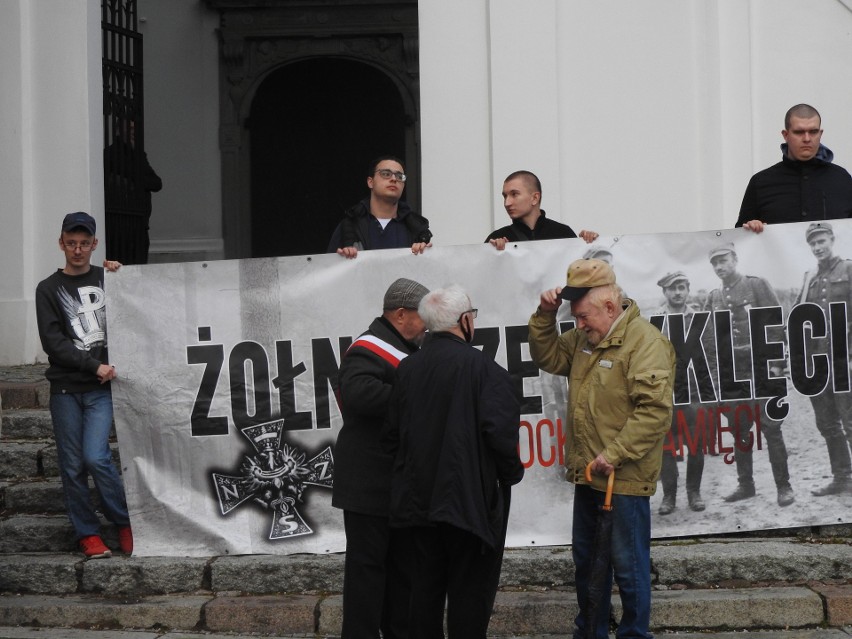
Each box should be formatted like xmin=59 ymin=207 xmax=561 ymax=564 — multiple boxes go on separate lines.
xmin=102 ymin=0 xmax=160 ymax=264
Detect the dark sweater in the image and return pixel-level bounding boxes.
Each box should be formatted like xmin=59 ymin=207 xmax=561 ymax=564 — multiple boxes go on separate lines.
xmin=485 ymin=210 xmax=577 ymax=243
xmin=736 ymin=144 xmax=852 ymax=226
xmin=35 ymin=266 xmax=110 ymax=393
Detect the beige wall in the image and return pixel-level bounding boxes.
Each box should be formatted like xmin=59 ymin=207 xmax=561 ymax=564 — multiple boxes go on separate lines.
xmin=0 ymin=0 xmax=102 ymax=365
xmin=419 ymin=0 xmax=852 ymax=242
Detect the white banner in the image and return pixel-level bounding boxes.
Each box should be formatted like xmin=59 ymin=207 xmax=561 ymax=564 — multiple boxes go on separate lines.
xmin=107 ymin=221 xmax=852 ymax=556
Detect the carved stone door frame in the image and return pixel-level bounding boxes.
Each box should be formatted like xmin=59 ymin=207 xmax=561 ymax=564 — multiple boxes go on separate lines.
xmin=205 ymin=1 xmax=420 ymax=259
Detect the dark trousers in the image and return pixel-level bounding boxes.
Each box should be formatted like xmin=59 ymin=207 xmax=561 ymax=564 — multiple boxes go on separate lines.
xmin=342 ymin=511 xmax=411 ymax=639
xmin=407 ymin=523 xmax=505 ymax=639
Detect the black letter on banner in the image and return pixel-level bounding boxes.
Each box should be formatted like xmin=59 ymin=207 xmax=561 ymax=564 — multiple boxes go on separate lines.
xmin=713 ymin=310 xmax=752 ymax=401
xmin=470 ymin=327 xmax=500 ymax=360
xmin=312 ymin=337 xmax=349 ymax=431
xmin=787 ymin=303 xmax=829 ymax=396
xmin=749 ymin=306 xmax=787 ymax=400
xmin=648 ymin=315 xmax=665 ymax=332
xmin=504 ymin=325 xmax=543 ymax=415
xmin=187 ymin=343 xmax=229 ymax=436
xmin=668 ymin=312 xmax=716 ymax=404
xmin=272 ymin=340 xmax=312 ymax=431
xmin=229 ymin=341 xmax=272 ymax=427
xmin=830 ymin=302 xmax=851 ymax=393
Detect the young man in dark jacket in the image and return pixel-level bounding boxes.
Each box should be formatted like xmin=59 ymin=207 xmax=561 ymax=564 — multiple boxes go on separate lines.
xmin=333 ymin=277 xmax=430 ymax=638
xmin=328 ymin=155 xmax=432 ymax=259
xmin=737 ymin=104 xmax=852 ymax=232
xmin=485 ymin=170 xmax=598 ymax=250
xmin=384 ymin=285 xmax=524 ymax=639
xmin=35 ymin=212 xmax=132 ymax=559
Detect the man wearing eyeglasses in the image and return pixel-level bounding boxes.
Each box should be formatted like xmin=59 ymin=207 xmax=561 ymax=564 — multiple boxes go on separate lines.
xmin=328 ymin=155 xmax=433 ymax=259
xmin=35 ymin=212 xmax=133 ymax=560
xmin=737 ymin=104 xmax=852 ymax=233
xmin=384 ymin=286 xmax=524 ymax=638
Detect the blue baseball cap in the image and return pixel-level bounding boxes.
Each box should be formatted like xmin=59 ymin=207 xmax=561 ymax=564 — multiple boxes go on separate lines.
xmin=61 ymin=212 xmax=96 ymax=235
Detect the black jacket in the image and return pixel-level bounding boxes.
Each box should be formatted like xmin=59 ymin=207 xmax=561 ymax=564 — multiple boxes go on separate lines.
xmin=736 ymin=144 xmax=852 ymax=226
xmin=384 ymin=332 xmax=524 ymax=549
xmin=332 ymin=316 xmax=420 ymax=517
xmin=485 ymin=210 xmax=577 ymax=243
xmin=327 ymin=198 xmax=432 ymax=252
xmin=35 ymin=266 xmax=110 ymax=394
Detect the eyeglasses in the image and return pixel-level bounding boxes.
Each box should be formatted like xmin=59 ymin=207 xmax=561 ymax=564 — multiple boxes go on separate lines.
xmin=457 ymin=308 xmax=478 ymax=324
xmin=375 ymin=169 xmax=407 ymax=182
xmin=62 ymin=241 xmax=94 ymax=252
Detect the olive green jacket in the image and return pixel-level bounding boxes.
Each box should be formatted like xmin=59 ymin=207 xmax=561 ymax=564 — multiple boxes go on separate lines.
xmin=528 ymin=299 xmax=676 ymax=496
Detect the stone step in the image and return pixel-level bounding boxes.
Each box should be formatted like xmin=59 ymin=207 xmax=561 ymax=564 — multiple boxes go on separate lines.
xmin=0 ymin=377 xmax=49 ymax=411
xmin=0 ymin=584 xmax=849 ymax=636
xmin=0 ymin=538 xmax=849 ymax=596
xmin=0 ymin=441 xmax=122 ymax=481
xmin=0 ymin=478 xmax=99 ymax=514
xmin=1 ymin=409 xmax=53 ymax=440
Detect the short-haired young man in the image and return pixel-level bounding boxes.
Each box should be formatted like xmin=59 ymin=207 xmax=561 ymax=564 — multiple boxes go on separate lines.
xmin=35 ymin=212 xmax=132 ymax=558
xmin=486 ymin=170 xmax=598 ymax=250
xmin=737 ymin=104 xmax=852 ymax=232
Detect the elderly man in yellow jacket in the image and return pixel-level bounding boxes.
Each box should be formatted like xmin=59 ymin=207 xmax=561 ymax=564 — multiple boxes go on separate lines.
xmin=529 ymin=258 xmax=675 ymax=639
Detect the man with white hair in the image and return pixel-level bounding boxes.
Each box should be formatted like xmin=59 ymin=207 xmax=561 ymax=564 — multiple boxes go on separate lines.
xmin=384 ymin=285 xmax=524 ymax=639
xmin=529 ymin=258 xmax=675 ymax=639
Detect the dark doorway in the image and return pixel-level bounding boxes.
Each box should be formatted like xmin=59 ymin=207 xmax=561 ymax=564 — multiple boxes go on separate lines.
xmin=250 ymin=59 xmax=407 ymax=258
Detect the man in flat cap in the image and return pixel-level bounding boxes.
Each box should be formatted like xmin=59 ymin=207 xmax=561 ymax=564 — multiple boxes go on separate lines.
xmin=529 ymin=259 xmax=675 ymax=639
xmin=654 ymin=271 xmax=707 ymax=515
xmin=705 ymin=243 xmax=794 ymax=507
xmin=798 ymin=222 xmax=852 ymax=495
xmin=332 ymin=277 xmax=429 ymax=638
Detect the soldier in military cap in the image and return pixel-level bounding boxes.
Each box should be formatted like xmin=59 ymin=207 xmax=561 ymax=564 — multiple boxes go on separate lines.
xmin=656 ymin=271 xmax=699 ymax=315
xmin=654 ymin=271 xmax=707 ymax=514
xmin=798 ymin=222 xmax=852 ymax=495
xmin=705 ymin=243 xmax=794 ymax=507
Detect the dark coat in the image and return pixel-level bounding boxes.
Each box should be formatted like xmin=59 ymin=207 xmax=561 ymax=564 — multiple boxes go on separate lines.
xmin=384 ymin=332 xmax=524 ymax=549
xmin=736 ymin=145 xmax=852 ymax=226
xmin=327 ymin=198 xmax=432 ymax=252
xmin=332 ymin=316 xmax=420 ymax=517
xmin=485 ymin=210 xmax=577 ymax=243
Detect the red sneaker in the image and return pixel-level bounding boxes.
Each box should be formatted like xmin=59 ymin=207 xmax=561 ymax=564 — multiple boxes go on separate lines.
xmin=79 ymin=535 xmax=112 ymax=559
xmin=117 ymin=525 xmax=133 ymax=554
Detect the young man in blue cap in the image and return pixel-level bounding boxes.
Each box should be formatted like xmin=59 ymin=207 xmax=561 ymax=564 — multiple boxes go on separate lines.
xmin=35 ymin=212 xmax=132 ymax=558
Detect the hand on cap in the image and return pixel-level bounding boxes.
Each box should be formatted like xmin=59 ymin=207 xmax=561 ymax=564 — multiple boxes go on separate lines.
xmin=742 ymin=220 xmax=766 ymax=234
xmin=410 ymin=241 xmax=432 ymax=255
xmin=578 ymin=229 xmax=599 ymax=244
xmin=337 ymin=246 xmax=359 ymax=259
xmin=539 ymin=287 xmax=563 ymax=312
xmin=489 ymin=237 xmax=508 ymax=251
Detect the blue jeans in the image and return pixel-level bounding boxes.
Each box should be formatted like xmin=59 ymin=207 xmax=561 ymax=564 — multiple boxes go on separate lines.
xmin=572 ymin=484 xmax=652 ymax=639
xmin=50 ymin=389 xmax=130 ymax=539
